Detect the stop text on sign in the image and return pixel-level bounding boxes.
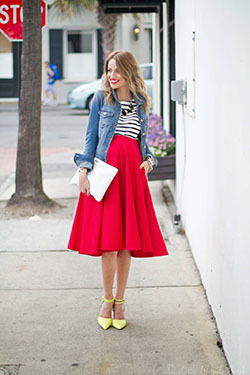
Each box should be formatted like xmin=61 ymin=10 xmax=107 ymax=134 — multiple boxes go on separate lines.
xmin=0 ymin=1 xmax=47 ymax=41
xmin=0 ymin=4 xmax=24 ymax=24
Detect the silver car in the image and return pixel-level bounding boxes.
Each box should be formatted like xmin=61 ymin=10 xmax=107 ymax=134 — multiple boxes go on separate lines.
xmin=67 ymin=63 xmax=153 ymax=111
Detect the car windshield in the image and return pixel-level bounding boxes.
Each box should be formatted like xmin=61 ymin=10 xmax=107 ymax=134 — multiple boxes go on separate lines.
xmin=140 ymin=65 xmax=152 ymax=80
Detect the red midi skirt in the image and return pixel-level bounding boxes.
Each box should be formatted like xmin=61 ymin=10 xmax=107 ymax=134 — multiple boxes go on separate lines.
xmin=67 ymin=135 xmax=168 ymax=258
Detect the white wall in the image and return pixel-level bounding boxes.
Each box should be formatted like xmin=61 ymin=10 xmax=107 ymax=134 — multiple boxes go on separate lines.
xmin=41 ymin=5 xmax=98 ymax=103
xmin=115 ymin=13 xmax=152 ymax=64
xmin=174 ymin=1 xmax=250 ymax=374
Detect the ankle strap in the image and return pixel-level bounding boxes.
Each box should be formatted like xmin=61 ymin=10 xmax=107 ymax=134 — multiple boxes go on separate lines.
xmin=114 ymin=298 xmax=125 ymax=304
xmin=102 ymin=296 xmax=114 ymax=303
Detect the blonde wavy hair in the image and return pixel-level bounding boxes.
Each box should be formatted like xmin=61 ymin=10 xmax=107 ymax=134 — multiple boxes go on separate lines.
xmin=101 ymin=50 xmax=152 ymax=115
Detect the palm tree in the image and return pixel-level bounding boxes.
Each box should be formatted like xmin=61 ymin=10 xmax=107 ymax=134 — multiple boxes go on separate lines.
xmin=7 ymin=0 xmax=53 ymax=212
xmin=52 ymin=0 xmax=119 ymax=59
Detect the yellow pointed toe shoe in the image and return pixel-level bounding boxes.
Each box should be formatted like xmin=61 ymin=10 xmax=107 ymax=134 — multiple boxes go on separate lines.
xmin=112 ymin=298 xmax=127 ymax=330
xmin=97 ymin=297 xmax=114 ymax=330
xmin=97 ymin=316 xmax=112 ymax=330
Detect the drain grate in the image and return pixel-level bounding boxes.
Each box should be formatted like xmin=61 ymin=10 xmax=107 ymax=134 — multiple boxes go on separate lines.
xmin=0 ymin=366 xmax=20 ymax=375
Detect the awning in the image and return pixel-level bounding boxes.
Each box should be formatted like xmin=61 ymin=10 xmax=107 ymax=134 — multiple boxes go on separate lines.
xmin=98 ymin=0 xmax=165 ymax=13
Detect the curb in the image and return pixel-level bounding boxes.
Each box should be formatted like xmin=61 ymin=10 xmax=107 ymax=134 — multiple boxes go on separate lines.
xmin=0 ymin=173 xmax=15 ymax=199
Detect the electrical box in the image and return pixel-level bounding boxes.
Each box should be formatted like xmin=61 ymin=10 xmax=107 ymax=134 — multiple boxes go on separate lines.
xmin=171 ymin=80 xmax=187 ymax=105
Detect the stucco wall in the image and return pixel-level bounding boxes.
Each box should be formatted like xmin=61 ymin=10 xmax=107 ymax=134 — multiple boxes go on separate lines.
xmin=174 ymin=1 xmax=250 ymax=374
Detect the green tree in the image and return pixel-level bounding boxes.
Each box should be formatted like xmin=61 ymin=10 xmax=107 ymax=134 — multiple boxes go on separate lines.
xmin=7 ymin=0 xmax=54 ymax=213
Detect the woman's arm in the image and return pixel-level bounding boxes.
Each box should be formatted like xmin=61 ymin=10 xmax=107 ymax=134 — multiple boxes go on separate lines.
xmin=74 ymin=91 xmax=102 ymax=170
xmin=143 ymin=120 xmax=158 ymax=169
xmin=141 ymin=115 xmax=158 ymax=170
xmin=78 ymin=168 xmax=90 ymax=195
xmin=144 ymin=144 xmax=158 ymax=169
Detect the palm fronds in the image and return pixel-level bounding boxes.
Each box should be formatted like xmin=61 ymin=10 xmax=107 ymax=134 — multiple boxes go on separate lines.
xmin=52 ymin=0 xmax=96 ymax=17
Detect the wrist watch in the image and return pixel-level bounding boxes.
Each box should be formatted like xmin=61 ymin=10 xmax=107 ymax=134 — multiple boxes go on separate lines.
xmin=146 ymin=157 xmax=153 ymax=171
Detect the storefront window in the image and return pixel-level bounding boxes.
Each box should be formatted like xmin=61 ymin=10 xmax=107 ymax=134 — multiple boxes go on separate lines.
xmin=67 ymin=32 xmax=92 ymax=53
xmin=0 ymin=34 xmax=13 ymax=79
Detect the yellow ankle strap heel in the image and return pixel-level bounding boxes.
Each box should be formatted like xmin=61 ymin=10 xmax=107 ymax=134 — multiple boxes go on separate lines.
xmin=112 ymin=298 xmax=127 ymax=330
xmin=97 ymin=296 xmax=114 ymax=330
xmin=102 ymin=297 xmax=114 ymax=304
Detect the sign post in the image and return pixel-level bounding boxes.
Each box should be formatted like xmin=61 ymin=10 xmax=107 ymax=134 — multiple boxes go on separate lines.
xmin=0 ymin=0 xmax=47 ymax=41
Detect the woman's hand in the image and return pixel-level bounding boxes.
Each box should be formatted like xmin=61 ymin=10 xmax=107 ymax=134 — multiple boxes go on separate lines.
xmin=79 ymin=169 xmax=90 ymax=195
xmin=139 ymin=160 xmax=152 ymax=175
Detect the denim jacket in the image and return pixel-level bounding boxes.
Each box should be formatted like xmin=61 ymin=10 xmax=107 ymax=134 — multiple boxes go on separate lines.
xmin=74 ymin=88 xmax=158 ymax=171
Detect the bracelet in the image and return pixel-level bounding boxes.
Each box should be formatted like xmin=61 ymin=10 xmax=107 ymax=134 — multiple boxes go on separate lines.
xmin=146 ymin=159 xmax=153 ymax=171
xmin=79 ymin=168 xmax=88 ymax=174
xmin=146 ymin=157 xmax=153 ymax=170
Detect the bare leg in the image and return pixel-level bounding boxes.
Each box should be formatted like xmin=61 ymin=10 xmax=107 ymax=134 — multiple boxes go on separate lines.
xmin=114 ymin=250 xmax=131 ymax=319
xmin=52 ymin=92 xmax=57 ymax=101
xmin=99 ymin=251 xmax=117 ymax=318
xmin=43 ymin=90 xmax=50 ymax=105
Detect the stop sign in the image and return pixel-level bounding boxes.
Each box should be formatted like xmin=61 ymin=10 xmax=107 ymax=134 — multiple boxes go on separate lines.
xmin=0 ymin=0 xmax=47 ymax=41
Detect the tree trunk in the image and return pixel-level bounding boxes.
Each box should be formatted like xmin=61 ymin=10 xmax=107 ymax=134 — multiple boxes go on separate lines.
xmin=8 ymin=0 xmax=52 ymax=210
xmin=96 ymin=5 xmax=118 ymax=60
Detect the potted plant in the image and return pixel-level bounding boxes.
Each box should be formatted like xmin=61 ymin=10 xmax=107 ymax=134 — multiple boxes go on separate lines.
xmin=147 ymin=114 xmax=176 ymax=181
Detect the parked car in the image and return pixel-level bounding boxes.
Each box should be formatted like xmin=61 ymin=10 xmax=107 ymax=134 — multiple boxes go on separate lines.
xmin=67 ymin=63 xmax=153 ymax=111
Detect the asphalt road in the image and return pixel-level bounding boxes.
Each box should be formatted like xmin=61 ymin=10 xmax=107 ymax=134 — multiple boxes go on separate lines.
xmin=0 ymin=107 xmax=90 ymax=186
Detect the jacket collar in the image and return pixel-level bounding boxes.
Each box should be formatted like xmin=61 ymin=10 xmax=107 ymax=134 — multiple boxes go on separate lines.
xmin=112 ymin=88 xmax=145 ymax=106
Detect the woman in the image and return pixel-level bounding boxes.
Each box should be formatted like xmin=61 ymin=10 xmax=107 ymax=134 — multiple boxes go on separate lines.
xmin=68 ymin=50 xmax=168 ymax=330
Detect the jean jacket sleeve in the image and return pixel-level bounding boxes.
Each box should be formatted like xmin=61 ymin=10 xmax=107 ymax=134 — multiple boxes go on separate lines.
xmin=144 ymin=143 xmax=158 ymax=169
xmin=143 ymin=119 xmax=158 ymax=170
xmin=73 ymin=91 xmax=101 ymax=170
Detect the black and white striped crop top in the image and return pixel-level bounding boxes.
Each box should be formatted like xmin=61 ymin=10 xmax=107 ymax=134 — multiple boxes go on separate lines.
xmin=114 ymin=99 xmax=141 ymax=140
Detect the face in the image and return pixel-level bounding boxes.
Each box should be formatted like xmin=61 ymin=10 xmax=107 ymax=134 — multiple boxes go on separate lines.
xmin=107 ymin=59 xmax=127 ymax=89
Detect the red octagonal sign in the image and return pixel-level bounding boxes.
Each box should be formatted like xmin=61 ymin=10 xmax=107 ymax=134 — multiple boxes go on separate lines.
xmin=0 ymin=0 xmax=47 ymax=41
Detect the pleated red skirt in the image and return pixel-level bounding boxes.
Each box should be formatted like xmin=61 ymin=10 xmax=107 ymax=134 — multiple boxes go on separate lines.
xmin=67 ymin=135 xmax=168 ymax=257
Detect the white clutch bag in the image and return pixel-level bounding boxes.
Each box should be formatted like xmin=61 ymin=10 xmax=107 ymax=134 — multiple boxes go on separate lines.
xmin=70 ymin=157 xmax=118 ymax=202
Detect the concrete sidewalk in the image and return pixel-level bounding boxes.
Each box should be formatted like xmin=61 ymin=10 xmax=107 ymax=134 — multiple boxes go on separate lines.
xmin=0 ymin=163 xmax=231 ymax=374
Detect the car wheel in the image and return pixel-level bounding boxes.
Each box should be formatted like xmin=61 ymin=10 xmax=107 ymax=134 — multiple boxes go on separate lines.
xmin=87 ymin=95 xmax=94 ymax=111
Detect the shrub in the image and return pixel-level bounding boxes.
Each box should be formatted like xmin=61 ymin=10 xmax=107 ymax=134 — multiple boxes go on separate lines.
xmin=147 ymin=114 xmax=176 ymax=157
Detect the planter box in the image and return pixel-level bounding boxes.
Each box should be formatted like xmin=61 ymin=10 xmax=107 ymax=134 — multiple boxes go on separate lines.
xmin=148 ymin=154 xmax=176 ymax=181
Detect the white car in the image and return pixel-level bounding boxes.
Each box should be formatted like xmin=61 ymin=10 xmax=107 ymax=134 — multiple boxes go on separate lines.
xmin=67 ymin=63 xmax=153 ymax=110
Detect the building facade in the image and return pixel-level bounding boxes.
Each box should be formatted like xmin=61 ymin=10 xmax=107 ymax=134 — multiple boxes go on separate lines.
xmin=170 ymin=1 xmax=250 ymax=374
xmin=0 ymin=4 xmax=152 ymax=103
